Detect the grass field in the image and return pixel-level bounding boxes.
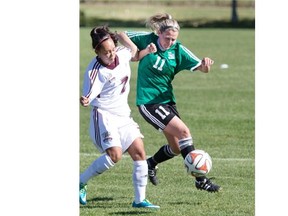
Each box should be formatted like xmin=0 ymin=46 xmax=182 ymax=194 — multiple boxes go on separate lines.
xmin=79 ymin=27 xmax=255 ymax=215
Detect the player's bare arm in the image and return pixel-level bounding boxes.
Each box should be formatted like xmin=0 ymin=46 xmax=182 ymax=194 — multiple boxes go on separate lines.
xmin=132 ymin=42 xmax=157 ymax=62
xmin=116 ymin=32 xmax=138 ymax=58
xmin=139 ymin=43 xmax=157 ymax=60
xmin=196 ymin=57 xmax=214 ymax=73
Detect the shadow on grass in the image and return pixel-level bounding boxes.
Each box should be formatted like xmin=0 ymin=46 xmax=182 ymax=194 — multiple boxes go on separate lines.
xmin=80 ymin=196 xmax=114 ymax=209
xmin=80 ymin=196 xmax=158 ymax=214
xmin=89 ymin=196 xmax=114 ymax=202
xmin=110 ymin=210 xmax=158 ymax=215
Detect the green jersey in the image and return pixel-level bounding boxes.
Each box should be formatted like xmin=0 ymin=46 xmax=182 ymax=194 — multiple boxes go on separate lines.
xmin=126 ymin=31 xmax=202 ymax=105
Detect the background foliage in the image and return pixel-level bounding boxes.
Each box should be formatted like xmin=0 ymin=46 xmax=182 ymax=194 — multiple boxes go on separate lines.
xmin=80 ymin=0 xmax=255 ymax=28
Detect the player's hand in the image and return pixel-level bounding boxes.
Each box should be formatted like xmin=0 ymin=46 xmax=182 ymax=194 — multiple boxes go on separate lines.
xmin=200 ymin=57 xmax=214 ymax=73
xmin=146 ymin=43 xmax=157 ymax=53
xmin=80 ymin=96 xmax=89 ymax=107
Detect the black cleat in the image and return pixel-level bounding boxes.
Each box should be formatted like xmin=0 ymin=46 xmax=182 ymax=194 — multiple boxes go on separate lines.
xmin=148 ymin=165 xmax=159 ymax=186
xmin=195 ymin=177 xmax=221 ymax=192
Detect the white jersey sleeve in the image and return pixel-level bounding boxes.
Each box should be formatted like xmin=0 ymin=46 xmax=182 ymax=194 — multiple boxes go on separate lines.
xmin=82 ymin=59 xmax=106 ymax=102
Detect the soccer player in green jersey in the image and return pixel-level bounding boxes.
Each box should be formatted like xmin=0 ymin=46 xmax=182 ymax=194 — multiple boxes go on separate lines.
xmin=118 ymin=13 xmax=221 ymax=192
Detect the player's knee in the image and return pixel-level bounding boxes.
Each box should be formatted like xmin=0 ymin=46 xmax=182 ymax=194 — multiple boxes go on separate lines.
xmin=179 ymin=127 xmax=191 ymax=139
xmin=128 ymin=138 xmax=146 ymax=161
xmin=109 ymin=153 xmax=122 ymax=163
xmin=133 ymin=151 xmax=146 ymax=161
xmin=128 ymin=147 xmax=146 ymax=161
xmin=106 ymin=148 xmax=122 ymax=163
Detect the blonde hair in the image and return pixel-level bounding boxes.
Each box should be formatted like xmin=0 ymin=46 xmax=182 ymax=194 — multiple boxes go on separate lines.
xmin=145 ymin=13 xmax=180 ymax=33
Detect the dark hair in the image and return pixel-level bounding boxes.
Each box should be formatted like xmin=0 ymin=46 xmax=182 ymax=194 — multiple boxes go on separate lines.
xmin=90 ymin=26 xmax=118 ymax=50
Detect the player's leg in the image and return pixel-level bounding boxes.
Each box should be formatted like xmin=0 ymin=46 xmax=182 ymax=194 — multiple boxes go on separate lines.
xmin=146 ymin=116 xmax=192 ymax=185
xmin=127 ymin=138 xmax=160 ymax=209
xmin=80 ymin=145 xmax=122 ymax=184
xmin=146 ymin=133 xmax=178 ymax=185
xmin=163 ymin=116 xmax=195 ymax=158
xmin=138 ymin=104 xmax=178 ymax=185
xmin=120 ymin=119 xmax=159 ymax=209
xmin=140 ymin=104 xmax=220 ymax=192
xmin=127 ymin=139 xmax=147 ymax=204
xmin=79 ymin=108 xmax=121 ymax=205
xmin=79 ymin=153 xmax=115 ymax=205
xmin=164 ymin=116 xmax=221 ymax=192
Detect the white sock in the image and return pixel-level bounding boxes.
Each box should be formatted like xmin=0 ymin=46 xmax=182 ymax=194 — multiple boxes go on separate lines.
xmin=80 ymin=154 xmax=114 ymax=184
xmin=133 ymin=160 xmax=148 ymax=203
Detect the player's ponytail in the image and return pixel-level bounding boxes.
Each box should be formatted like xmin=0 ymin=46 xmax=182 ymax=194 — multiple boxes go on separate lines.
xmin=145 ymin=13 xmax=180 ymax=34
xmin=90 ymin=25 xmax=118 ymax=50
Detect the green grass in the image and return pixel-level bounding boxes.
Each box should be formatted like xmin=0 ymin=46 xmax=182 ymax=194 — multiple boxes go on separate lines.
xmin=80 ymin=28 xmax=255 ymax=215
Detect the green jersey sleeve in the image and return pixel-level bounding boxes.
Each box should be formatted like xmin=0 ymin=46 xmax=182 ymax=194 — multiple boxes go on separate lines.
xmin=125 ymin=31 xmax=157 ymax=50
xmin=175 ymin=43 xmax=202 ymax=73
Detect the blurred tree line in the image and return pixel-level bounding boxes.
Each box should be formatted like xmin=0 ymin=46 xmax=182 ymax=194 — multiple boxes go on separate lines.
xmin=80 ymin=0 xmax=254 ymax=28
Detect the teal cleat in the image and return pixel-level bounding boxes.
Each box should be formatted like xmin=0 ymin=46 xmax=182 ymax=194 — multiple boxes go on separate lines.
xmin=132 ymin=199 xmax=160 ymax=209
xmin=79 ymin=183 xmax=87 ymax=205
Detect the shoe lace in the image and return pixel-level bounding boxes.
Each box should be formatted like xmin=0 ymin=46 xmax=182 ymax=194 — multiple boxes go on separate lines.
xmin=148 ymin=166 xmax=158 ymax=177
xmin=199 ymin=177 xmax=215 ymax=187
xmin=148 ymin=169 xmax=156 ymax=177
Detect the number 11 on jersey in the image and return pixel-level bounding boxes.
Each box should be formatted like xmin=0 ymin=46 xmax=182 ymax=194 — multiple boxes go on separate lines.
xmin=153 ymin=56 xmax=165 ymax=71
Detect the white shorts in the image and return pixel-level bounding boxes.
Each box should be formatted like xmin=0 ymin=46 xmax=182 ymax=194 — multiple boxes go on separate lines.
xmin=89 ymin=107 xmax=144 ymax=153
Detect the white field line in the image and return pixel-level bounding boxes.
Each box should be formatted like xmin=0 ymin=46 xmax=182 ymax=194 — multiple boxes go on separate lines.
xmin=80 ymin=153 xmax=254 ymax=161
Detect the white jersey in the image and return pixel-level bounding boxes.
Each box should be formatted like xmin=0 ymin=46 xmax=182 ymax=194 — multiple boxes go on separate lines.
xmin=82 ymin=47 xmax=132 ymax=116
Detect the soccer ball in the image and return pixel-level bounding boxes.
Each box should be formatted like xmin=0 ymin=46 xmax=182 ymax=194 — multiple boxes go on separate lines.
xmin=184 ymin=149 xmax=212 ymax=177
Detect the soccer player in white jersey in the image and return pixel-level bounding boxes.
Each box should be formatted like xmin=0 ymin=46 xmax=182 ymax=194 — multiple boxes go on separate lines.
xmin=79 ymin=26 xmax=159 ymax=209
xmin=117 ymin=13 xmax=221 ymax=192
